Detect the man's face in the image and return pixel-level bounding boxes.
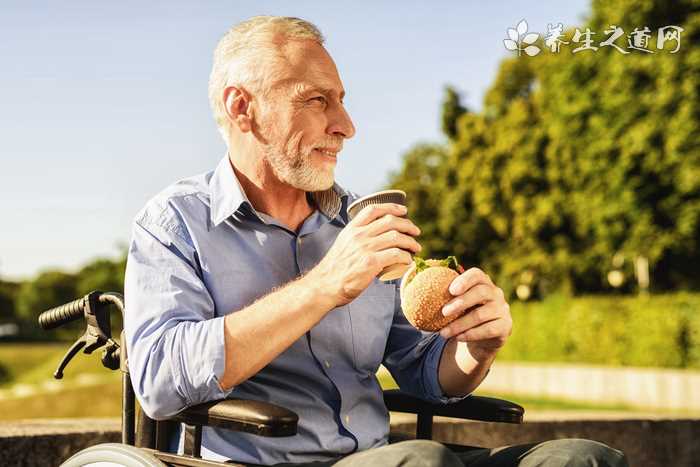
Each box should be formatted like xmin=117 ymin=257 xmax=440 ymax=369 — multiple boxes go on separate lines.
xmin=255 ymin=39 xmax=356 ymax=192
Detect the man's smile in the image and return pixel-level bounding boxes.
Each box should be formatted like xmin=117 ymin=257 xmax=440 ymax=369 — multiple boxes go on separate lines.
xmin=314 ymin=148 xmax=339 ymax=161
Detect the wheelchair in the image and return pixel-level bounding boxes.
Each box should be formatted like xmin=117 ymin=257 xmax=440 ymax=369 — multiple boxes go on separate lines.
xmin=38 ymin=291 xmax=525 ymax=466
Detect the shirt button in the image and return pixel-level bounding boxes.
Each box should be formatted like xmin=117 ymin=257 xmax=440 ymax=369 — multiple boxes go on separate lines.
xmin=345 ymin=415 xmax=350 ymax=424
xmin=324 ymin=360 xmax=331 ymax=368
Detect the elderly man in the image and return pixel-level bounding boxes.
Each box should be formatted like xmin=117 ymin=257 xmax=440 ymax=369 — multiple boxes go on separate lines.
xmin=125 ymin=16 xmax=628 ymax=467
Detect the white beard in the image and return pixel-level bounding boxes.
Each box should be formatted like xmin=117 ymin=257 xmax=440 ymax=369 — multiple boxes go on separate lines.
xmin=263 ymin=131 xmax=336 ymax=192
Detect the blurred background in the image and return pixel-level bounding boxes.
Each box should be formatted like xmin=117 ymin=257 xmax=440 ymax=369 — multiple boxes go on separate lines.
xmin=0 ymin=0 xmax=698 ymax=424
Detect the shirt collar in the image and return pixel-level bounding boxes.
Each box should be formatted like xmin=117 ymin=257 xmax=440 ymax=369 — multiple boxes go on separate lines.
xmin=209 ymin=155 xmax=350 ymax=226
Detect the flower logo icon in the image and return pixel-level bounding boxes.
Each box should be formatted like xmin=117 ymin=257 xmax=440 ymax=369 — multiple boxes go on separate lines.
xmin=504 ymin=19 xmax=541 ymax=56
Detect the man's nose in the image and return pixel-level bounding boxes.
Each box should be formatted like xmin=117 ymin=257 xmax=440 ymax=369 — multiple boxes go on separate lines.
xmin=327 ymin=104 xmax=356 ymax=139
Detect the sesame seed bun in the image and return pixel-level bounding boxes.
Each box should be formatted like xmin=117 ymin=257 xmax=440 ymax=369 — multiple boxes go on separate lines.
xmin=399 ymin=259 xmax=464 ymax=332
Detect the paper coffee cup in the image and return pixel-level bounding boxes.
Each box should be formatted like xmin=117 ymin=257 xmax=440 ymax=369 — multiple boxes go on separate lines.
xmin=347 ymin=190 xmax=411 ymax=281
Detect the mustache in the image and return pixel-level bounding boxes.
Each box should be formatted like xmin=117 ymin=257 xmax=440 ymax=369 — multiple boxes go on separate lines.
xmin=306 ymin=137 xmax=344 ymax=154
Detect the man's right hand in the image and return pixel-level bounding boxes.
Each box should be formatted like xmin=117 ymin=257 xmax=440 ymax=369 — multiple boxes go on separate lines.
xmin=310 ymin=203 xmax=422 ymax=307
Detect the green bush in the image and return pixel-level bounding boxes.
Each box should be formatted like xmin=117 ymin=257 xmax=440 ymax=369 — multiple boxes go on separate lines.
xmin=389 ymin=0 xmax=700 ymax=294
xmin=498 ymin=292 xmax=700 ymax=368
xmin=0 ymin=363 xmax=9 ymax=384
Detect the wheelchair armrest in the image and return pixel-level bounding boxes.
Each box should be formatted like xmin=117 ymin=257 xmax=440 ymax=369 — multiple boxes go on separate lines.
xmin=383 ymin=389 xmax=524 ymax=424
xmin=171 ymin=398 xmax=299 ymax=437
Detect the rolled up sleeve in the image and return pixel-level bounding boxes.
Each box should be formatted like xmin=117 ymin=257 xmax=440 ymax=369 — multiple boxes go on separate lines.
xmin=382 ymin=283 xmax=472 ymax=404
xmin=124 ymin=216 xmax=233 ymax=420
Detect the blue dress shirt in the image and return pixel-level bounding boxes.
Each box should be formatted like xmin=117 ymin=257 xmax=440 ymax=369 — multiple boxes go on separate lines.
xmin=124 ymin=156 xmax=468 ymax=465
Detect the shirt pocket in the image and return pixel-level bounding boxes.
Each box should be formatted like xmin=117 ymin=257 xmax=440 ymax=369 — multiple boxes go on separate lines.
xmin=348 ymin=279 xmax=397 ymax=374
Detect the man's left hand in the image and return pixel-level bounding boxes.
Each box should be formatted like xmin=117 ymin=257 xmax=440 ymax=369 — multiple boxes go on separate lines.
xmin=438 ymin=267 xmax=512 ymax=362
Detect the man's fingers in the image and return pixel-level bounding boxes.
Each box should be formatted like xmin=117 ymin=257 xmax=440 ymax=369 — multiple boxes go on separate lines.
xmin=374 ymin=247 xmax=413 ymax=270
xmin=372 ymin=230 xmax=422 ymax=254
xmin=351 ymin=203 xmax=407 ymax=227
xmin=448 ymin=267 xmax=495 ymax=296
xmin=364 ymin=214 xmax=421 ymax=237
xmin=455 ymin=320 xmax=511 ymax=343
xmin=439 ymin=302 xmax=502 ymax=339
xmin=442 ymin=284 xmax=495 ymax=317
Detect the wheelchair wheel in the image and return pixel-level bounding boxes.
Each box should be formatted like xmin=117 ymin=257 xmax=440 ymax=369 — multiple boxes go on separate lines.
xmin=61 ymin=443 xmax=167 ymax=467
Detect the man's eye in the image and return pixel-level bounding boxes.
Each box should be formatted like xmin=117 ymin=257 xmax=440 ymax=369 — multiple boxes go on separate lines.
xmin=308 ymin=96 xmax=326 ymax=104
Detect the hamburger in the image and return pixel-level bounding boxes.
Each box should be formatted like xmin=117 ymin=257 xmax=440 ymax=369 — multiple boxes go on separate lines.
xmin=399 ymin=256 xmax=466 ymax=332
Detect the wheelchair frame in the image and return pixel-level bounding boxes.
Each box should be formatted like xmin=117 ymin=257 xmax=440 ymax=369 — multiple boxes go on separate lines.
xmin=38 ymin=291 xmax=524 ymax=466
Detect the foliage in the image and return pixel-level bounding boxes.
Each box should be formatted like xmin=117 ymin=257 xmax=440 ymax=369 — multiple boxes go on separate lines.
xmin=441 ymin=85 xmax=467 ymax=140
xmin=389 ymin=0 xmax=700 ymax=295
xmin=3 ymin=254 xmax=126 ymax=340
xmin=0 ymin=280 xmax=20 ymax=321
xmin=75 ymin=257 xmax=126 ymax=297
xmin=498 ymin=292 xmax=700 ymax=368
xmin=15 ymin=270 xmax=78 ymax=321
xmin=388 ymin=143 xmax=453 ymax=257
xmin=0 ymin=363 xmax=8 ymax=384
xmin=14 ymin=270 xmax=80 ymax=339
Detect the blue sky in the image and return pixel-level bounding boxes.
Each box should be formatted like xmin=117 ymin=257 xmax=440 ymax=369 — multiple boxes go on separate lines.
xmin=0 ymin=1 xmax=589 ymax=279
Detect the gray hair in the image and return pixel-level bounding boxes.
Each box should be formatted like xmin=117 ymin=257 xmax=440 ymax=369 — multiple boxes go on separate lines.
xmin=208 ymin=16 xmax=325 ymax=143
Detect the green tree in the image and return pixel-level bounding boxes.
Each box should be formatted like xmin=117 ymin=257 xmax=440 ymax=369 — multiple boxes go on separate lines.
xmin=15 ymin=271 xmax=77 ymax=321
xmin=389 ymin=0 xmax=700 ymax=295
xmin=15 ymin=271 xmax=79 ymax=340
xmin=75 ymin=255 xmax=127 ymax=332
xmin=441 ymin=86 xmax=467 ymax=140
xmin=388 ymin=143 xmax=451 ymax=257
xmin=0 ymin=280 xmax=21 ymax=322
xmin=76 ymin=256 xmax=126 ymax=296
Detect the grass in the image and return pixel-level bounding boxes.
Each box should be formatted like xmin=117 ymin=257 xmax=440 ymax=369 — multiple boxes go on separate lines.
xmin=0 ymin=342 xmax=111 ymax=387
xmin=0 ymin=383 xmax=687 ymax=421
xmin=375 ymin=366 xmax=697 ymax=415
xmin=0 ymin=382 xmax=122 ymax=420
xmin=1 ymin=343 xmax=695 ymax=421
xmin=478 ymin=392 xmax=634 ymax=412
xmin=0 ymin=342 xmax=121 ymax=420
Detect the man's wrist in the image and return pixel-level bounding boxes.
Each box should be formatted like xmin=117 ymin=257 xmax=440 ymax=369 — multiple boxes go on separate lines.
xmin=300 ymin=269 xmax=339 ymax=311
xmin=466 ymin=342 xmax=501 ymax=364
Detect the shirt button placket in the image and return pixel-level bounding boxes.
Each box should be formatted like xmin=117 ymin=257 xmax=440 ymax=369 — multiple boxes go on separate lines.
xmin=295 ymin=236 xmax=304 ymax=272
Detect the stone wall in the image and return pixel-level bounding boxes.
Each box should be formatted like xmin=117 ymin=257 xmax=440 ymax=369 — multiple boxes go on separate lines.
xmin=476 ymin=362 xmax=700 ymax=412
xmin=2 ymin=416 xmax=698 ymax=467
xmin=0 ymin=419 xmax=120 ymax=467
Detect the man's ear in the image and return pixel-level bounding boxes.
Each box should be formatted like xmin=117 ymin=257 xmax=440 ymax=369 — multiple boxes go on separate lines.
xmin=223 ymin=86 xmax=254 ymax=133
